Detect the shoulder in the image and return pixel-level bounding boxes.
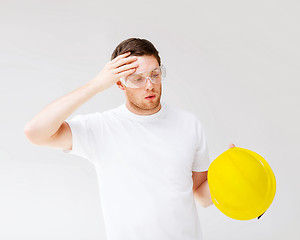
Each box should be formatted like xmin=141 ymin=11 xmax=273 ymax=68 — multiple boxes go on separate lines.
xmin=163 ymin=103 xmax=205 ymax=137
xmin=70 ymin=112 xmax=100 ymax=121
xmin=68 ymin=104 xmax=123 ymax=125
xmin=67 ymin=112 xmax=102 ymax=128
xmin=165 ymin=103 xmax=200 ymax=123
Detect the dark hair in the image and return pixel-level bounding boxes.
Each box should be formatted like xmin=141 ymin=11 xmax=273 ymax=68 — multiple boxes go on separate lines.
xmin=111 ymin=38 xmax=161 ymax=65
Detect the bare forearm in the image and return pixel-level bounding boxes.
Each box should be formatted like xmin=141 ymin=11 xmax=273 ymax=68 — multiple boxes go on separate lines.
xmin=24 ymin=52 xmax=139 ymax=144
xmin=24 ymin=80 xmax=103 ymax=143
xmin=194 ymin=180 xmax=213 ymax=207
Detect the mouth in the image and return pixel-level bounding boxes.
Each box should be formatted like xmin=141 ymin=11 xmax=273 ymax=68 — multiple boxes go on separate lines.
xmin=145 ymin=95 xmax=156 ymax=100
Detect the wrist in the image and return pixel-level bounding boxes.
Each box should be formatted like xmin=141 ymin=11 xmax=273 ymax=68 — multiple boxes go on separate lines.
xmin=86 ymin=78 xmax=106 ymax=94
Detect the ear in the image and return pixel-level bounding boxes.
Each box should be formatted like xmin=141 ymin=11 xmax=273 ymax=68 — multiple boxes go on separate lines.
xmin=116 ymin=80 xmax=126 ymax=90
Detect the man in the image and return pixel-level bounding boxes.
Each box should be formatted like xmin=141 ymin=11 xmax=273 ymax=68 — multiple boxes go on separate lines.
xmin=24 ymin=38 xmax=235 ymax=240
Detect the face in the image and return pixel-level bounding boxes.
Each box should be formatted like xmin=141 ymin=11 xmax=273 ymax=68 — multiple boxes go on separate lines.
xmin=116 ymin=55 xmax=162 ymax=115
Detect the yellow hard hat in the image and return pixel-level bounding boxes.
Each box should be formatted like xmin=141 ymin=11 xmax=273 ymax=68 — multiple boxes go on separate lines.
xmin=207 ymin=147 xmax=276 ymax=220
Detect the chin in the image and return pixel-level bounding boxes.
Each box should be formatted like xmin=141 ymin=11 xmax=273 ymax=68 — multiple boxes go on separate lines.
xmin=140 ymin=101 xmax=158 ymax=109
xmin=134 ymin=97 xmax=161 ymax=111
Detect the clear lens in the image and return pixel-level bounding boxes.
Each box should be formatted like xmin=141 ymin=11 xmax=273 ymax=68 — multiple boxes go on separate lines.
xmin=121 ymin=65 xmax=166 ymax=88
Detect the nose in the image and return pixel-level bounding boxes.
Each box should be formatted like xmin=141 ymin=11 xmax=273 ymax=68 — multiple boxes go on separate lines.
xmin=144 ymin=77 xmax=154 ymax=90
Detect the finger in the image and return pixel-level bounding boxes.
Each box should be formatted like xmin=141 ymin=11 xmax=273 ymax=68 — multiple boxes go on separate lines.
xmin=116 ymin=67 xmax=137 ymax=78
xmin=113 ymin=61 xmax=139 ymax=74
xmin=110 ymin=52 xmax=131 ymax=64
xmin=229 ymin=143 xmax=236 ymax=148
xmin=112 ymin=56 xmax=137 ymax=69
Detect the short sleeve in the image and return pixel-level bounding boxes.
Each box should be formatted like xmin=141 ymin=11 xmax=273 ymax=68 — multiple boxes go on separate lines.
xmin=192 ymin=120 xmax=210 ymax=172
xmin=63 ymin=113 xmax=101 ymax=164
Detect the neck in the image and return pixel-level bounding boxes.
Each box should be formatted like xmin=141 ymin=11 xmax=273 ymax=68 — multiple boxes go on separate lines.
xmin=125 ymin=101 xmax=162 ymax=116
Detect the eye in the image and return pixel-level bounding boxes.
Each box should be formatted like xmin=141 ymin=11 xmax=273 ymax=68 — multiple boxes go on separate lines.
xmin=151 ymin=74 xmax=160 ymax=78
xmin=133 ymin=77 xmax=143 ymax=82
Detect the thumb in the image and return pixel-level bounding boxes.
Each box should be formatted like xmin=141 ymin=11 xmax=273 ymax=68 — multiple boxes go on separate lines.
xmin=229 ymin=143 xmax=236 ymax=148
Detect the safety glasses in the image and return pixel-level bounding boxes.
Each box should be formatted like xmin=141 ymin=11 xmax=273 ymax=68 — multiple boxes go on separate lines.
xmin=120 ymin=65 xmax=166 ymax=88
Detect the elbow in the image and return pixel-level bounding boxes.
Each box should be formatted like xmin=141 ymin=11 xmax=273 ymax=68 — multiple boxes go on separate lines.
xmin=201 ymin=201 xmax=214 ymax=208
xmin=195 ymin=196 xmax=213 ymax=208
xmin=24 ymin=123 xmax=35 ymax=143
xmin=193 ymin=180 xmax=214 ymax=208
xmin=24 ymin=123 xmax=42 ymax=145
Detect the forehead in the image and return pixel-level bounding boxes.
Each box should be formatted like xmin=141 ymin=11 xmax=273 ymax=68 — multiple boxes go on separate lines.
xmin=134 ymin=55 xmax=159 ymax=74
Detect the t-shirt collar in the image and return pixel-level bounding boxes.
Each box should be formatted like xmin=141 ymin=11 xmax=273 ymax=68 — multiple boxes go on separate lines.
xmin=119 ymin=101 xmax=165 ymax=122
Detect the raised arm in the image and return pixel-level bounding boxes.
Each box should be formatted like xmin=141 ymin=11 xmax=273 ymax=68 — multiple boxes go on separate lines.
xmin=24 ymin=52 xmax=138 ymax=150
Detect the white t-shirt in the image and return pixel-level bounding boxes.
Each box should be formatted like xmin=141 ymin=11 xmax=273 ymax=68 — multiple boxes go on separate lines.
xmin=64 ymin=101 xmax=210 ymax=240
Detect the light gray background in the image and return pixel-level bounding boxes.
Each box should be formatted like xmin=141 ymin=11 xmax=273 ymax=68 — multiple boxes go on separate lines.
xmin=1 ymin=0 xmax=299 ymax=239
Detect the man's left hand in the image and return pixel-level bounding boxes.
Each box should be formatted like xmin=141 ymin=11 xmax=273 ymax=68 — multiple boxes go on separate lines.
xmin=228 ymin=143 xmax=236 ymax=148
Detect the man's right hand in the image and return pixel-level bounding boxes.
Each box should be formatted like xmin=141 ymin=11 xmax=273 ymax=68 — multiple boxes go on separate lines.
xmin=24 ymin=51 xmax=139 ymax=150
xmin=89 ymin=51 xmax=139 ymax=92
